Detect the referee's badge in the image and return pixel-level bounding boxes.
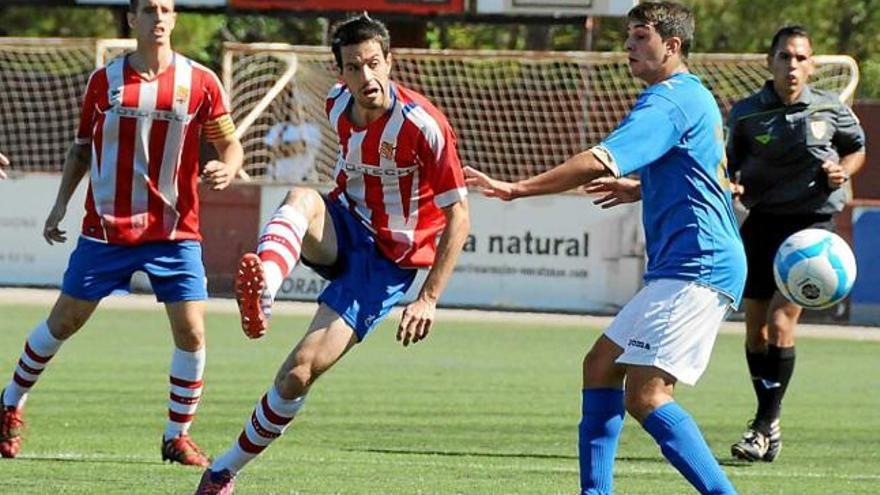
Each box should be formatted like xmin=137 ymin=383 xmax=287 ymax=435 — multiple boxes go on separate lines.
xmin=810 ymin=120 xmax=828 ymax=140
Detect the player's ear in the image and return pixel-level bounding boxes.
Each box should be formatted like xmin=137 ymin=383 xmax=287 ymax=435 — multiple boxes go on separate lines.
xmin=665 ymin=36 xmax=682 ymax=57
xmin=385 ymin=51 xmax=393 ymax=73
xmin=127 ymin=12 xmax=136 ymax=29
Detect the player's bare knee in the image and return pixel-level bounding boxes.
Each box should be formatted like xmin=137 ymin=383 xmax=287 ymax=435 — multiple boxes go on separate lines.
xmin=277 ymin=362 xmax=321 ymax=397
xmin=283 ymin=187 xmax=319 ymax=212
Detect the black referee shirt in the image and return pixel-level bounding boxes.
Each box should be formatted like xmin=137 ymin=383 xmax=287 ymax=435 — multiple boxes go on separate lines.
xmin=726 ymin=80 xmax=865 ymax=215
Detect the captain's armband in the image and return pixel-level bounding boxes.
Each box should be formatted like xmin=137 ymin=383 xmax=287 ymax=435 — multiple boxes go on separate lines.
xmin=204 ymin=114 xmax=236 ymax=142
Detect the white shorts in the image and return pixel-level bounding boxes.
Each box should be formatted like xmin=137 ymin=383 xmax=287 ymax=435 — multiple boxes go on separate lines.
xmin=604 ymin=278 xmax=733 ymax=386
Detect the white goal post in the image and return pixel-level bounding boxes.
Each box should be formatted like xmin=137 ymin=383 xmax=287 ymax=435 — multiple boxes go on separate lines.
xmin=222 ymin=42 xmax=859 ymax=184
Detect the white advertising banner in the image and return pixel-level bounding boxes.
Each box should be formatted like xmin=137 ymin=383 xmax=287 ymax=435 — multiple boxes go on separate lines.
xmin=262 ymin=186 xmax=645 ymax=314
xmin=0 ymin=176 xmax=87 ymax=286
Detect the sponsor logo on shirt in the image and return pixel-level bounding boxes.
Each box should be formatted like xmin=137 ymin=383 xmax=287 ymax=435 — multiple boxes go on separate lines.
xmin=343 ymin=161 xmax=417 ymax=177
xmin=111 ymin=106 xmax=192 ymax=123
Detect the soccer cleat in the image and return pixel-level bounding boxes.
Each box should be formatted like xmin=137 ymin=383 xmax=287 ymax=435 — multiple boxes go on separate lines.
xmin=162 ymin=434 xmax=210 ymax=467
xmin=194 ymin=468 xmax=236 ymax=495
xmin=235 ymin=253 xmax=271 ymax=339
xmin=730 ymin=421 xmax=770 ymax=462
xmin=0 ymin=401 xmax=24 ymax=459
xmin=762 ymin=419 xmax=782 ymax=462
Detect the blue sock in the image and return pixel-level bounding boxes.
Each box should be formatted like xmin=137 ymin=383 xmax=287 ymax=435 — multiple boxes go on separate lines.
xmin=579 ymin=388 xmax=625 ymax=495
xmin=643 ymin=402 xmax=738 ymax=495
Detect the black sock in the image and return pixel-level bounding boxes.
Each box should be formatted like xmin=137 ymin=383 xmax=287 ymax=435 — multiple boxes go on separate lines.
xmin=746 ymin=348 xmax=768 ymax=420
xmin=756 ymin=345 xmax=796 ymax=430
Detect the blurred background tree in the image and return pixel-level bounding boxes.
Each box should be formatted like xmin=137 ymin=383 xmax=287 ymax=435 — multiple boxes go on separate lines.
xmin=1 ymin=1 xmax=879 ymax=98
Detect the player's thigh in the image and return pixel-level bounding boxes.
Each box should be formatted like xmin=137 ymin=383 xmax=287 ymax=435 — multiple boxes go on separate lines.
xmin=164 ymin=300 xmax=207 ymax=350
xmin=583 ymin=334 xmax=626 ymax=388
xmin=46 ymin=293 xmax=101 ymax=339
xmin=277 ymin=303 xmax=358 ymax=382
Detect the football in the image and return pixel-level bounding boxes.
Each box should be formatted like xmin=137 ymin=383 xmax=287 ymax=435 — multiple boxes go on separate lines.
xmin=773 ymin=229 xmax=857 ymax=309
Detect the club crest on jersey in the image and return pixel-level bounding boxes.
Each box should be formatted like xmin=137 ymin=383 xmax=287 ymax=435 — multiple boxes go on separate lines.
xmin=379 ymin=141 xmax=396 ymax=160
xmin=175 ymin=85 xmax=190 ymax=104
xmin=810 ymin=120 xmax=828 ymax=140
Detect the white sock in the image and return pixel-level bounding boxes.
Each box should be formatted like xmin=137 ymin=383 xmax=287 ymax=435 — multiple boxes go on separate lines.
xmin=3 ymin=320 xmax=63 ymax=408
xmin=164 ymin=347 xmax=206 ymax=440
xmin=256 ymin=204 xmax=308 ymax=300
xmin=210 ymin=385 xmax=305 ymax=474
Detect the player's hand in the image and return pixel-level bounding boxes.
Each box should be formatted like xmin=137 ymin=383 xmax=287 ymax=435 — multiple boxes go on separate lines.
xmin=202 ymin=160 xmax=235 ymax=190
xmin=43 ymin=204 xmax=68 ymax=245
xmin=583 ymin=177 xmax=641 ymax=208
xmin=730 ymin=181 xmax=744 ymax=198
xmin=0 ymin=152 xmax=8 ymax=180
xmin=397 ymin=297 xmax=436 ymax=347
xmin=822 ymin=160 xmax=849 ymax=190
xmin=464 ymin=166 xmax=516 ymax=201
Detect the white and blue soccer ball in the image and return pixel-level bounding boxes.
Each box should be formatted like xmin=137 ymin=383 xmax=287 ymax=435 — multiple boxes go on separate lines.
xmin=773 ymin=229 xmax=857 ymax=309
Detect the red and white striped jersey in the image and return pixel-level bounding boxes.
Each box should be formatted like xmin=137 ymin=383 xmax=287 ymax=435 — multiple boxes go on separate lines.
xmin=75 ymin=53 xmax=235 ymax=245
xmin=325 ymin=82 xmax=467 ymax=268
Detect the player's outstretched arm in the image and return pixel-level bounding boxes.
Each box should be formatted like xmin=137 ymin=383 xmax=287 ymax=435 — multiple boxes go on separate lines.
xmin=465 ymin=150 xmax=610 ymax=201
xmin=203 ymin=135 xmax=244 ymax=191
xmin=584 ymin=176 xmax=641 ymax=209
xmin=44 ymin=143 xmax=90 ymax=245
xmin=397 ymin=199 xmax=470 ymax=347
xmin=0 ymin=152 xmax=8 ymax=180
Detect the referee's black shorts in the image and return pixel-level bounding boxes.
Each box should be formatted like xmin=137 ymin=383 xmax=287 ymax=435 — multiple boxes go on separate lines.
xmin=740 ymin=210 xmax=835 ymax=300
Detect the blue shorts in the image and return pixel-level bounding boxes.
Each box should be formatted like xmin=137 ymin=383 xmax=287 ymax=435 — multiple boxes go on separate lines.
xmin=62 ymin=237 xmax=208 ymax=303
xmin=304 ymin=197 xmax=417 ymax=341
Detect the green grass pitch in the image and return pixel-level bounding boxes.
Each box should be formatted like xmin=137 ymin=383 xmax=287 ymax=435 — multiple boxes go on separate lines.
xmin=0 ymin=302 xmax=878 ymax=494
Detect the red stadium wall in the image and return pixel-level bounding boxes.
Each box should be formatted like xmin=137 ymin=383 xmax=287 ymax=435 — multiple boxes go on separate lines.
xmin=198 ymin=183 xmax=261 ymax=296
xmin=851 ymin=102 xmax=880 ymax=200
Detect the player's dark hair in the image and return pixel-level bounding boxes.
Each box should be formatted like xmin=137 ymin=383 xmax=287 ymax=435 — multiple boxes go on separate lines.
xmin=129 ymin=0 xmax=138 ymax=11
xmin=769 ymin=25 xmax=812 ymax=56
xmin=627 ymin=1 xmax=695 ymax=58
xmin=330 ymin=14 xmax=391 ymax=71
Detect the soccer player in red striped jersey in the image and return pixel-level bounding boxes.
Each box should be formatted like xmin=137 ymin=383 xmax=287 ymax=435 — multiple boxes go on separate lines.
xmin=195 ymin=14 xmax=470 ymax=494
xmin=0 ymin=0 xmax=243 ymax=466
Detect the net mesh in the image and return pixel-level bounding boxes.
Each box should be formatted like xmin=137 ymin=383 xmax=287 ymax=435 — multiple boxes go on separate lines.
xmin=224 ymin=44 xmax=858 ymax=183
xmin=0 ymin=38 xmax=134 ymax=174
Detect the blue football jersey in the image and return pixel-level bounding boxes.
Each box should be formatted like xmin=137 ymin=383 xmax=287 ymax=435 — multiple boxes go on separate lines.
xmin=596 ymin=73 xmax=746 ymax=306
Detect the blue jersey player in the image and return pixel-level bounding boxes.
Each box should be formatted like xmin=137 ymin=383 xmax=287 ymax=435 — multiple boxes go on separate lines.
xmin=465 ymin=2 xmax=745 ymax=494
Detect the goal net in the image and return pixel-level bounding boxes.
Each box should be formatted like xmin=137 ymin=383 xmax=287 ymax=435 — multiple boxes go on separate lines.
xmin=0 ymin=38 xmax=134 ymax=174
xmin=223 ymin=43 xmax=859 ymax=183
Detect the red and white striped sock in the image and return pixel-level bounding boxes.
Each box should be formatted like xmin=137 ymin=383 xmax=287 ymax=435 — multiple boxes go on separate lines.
xmin=210 ymin=385 xmax=305 ymax=474
xmin=2 ymin=321 xmax=63 ymax=409
xmin=257 ymin=204 xmax=308 ymax=300
xmin=164 ymin=347 xmax=205 ymax=441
